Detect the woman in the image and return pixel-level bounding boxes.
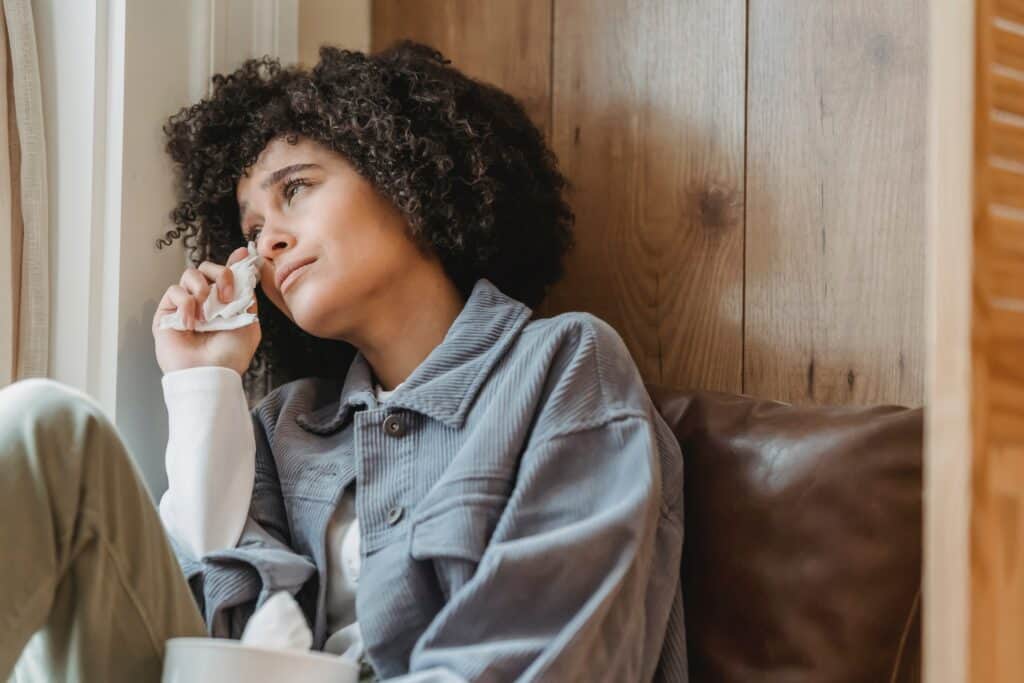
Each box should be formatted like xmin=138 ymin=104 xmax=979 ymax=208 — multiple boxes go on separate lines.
xmin=0 ymin=42 xmax=685 ymax=682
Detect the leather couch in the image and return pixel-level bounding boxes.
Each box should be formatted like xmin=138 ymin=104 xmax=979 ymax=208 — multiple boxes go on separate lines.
xmin=647 ymin=387 xmax=923 ymax=682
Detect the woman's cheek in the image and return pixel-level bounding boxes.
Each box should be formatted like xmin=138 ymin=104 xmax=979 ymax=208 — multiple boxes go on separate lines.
xmin=258 ymin=266 xmax=291 ymax=319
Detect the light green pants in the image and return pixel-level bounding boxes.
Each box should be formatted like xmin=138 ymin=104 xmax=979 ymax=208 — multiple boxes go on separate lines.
xmin=0 ymin=379 xmax=206 ymax=682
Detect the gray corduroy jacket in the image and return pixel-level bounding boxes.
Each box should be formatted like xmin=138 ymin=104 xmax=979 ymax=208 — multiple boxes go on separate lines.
xmin=170 ymin=277 xmax=687 ymax=682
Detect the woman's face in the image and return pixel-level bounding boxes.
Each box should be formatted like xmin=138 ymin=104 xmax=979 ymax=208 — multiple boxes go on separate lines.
xmin=236 ymin=135 xmax=424 ymax=340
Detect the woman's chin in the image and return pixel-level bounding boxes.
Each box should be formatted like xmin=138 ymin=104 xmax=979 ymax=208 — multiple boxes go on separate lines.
xmin=289 ymin=305 xmax=344 ymax=340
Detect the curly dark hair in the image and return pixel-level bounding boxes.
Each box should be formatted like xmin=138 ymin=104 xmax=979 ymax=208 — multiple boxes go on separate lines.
xmin=158 ymin=40 xmax=575 ymax=390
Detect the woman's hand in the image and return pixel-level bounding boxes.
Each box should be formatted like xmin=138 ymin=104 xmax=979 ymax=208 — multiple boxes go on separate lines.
xmin=153 ymin=246 xmax=262 ymax=376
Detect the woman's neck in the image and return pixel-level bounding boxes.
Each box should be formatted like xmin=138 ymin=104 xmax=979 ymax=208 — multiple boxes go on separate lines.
xmin=354 ymin=270 xmax=466 ymax=392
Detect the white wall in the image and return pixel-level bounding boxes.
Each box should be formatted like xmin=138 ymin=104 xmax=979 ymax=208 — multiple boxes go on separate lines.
xmin=33 ymin=0 xmax=300 ymax=496
xmin=114 ymin=1 xmax=210 ymax=495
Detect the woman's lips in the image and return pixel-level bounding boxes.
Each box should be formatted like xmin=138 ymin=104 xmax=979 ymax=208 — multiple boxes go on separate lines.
xmin=280 ymin=260 xmax=314 ymax=294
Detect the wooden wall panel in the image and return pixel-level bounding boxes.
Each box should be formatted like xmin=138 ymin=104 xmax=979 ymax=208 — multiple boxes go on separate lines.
xmin=744 ymin=2 xmax=927 ymax=406
xmin=365 ymin=1 xmax=926 ymax=404
xmin=971 ymin=1 xmax=1024 ymax=680
xmin=542 ymin=0 xmax=746 ymax=391
xmin=371 ymin=1 xmax=553 ymax=140
xmin=371 ymin=0 xmax=746 ymax=392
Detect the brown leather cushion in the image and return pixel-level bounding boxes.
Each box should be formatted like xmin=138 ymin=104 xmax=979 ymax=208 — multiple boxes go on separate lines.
xmin=647 ymin=387 xmax=922 ymax=683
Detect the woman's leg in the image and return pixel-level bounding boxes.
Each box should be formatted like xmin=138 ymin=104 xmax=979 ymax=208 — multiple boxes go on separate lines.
xmin=0 ymin=379 xmax=206 ymax=682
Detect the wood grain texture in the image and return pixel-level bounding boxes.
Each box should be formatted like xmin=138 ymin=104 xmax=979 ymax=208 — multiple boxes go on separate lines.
xmin=972 ymin=2 xmax=1024 ymax=680
xmin=371 ymin=0 xmax=553 ymax=140
xmin=744 ymin=1 xmax=927 ymax=406
xmin=541 ymin=0 xmax=746 ymax=391
xmin=366 ymin=1 xmax=927 ymax=404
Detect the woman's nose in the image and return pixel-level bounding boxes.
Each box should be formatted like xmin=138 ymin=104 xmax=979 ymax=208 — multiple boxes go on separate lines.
xmin=257 ymin=227 xmax=295 ymax=260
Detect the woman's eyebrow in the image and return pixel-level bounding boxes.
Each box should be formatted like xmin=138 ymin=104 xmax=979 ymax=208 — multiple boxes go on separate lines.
xmin=239 ymin=162 xmax=322 ymax=222
xmin=260 ymin=163 xmax=321 ymax=190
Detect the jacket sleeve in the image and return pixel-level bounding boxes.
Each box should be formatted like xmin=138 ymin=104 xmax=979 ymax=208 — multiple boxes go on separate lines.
xmin=391 ymin=410 xmax=676 ymax=682
xmin=165 ymin=397 xmax=316 ymax=638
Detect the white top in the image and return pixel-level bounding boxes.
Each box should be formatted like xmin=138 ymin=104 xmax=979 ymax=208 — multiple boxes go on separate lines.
xmin=158 ymin=366 xmax=402 ymax=663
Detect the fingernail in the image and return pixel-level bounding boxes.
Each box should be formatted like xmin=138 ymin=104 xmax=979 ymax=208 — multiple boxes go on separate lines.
xmin=224 ymin=284 xmax=233 ymax=300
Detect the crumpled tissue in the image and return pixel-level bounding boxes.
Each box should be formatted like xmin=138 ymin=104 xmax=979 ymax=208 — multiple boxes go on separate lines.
xmin=159 ymin=241 xmax=262 ymax=332
xmin=240 ymin=591 xmax=366 ymax=666
xmin=240 ymin=591 xmax=313 ymax=652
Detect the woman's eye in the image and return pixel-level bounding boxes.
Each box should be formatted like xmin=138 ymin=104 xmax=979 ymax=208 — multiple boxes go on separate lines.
xmin=241 ymin=225 xmax=262 ymax=243
xmin=240 ymin=178 xmax=309 ymax=241
xmin=283 ymin=177 xmax=309 ymax=203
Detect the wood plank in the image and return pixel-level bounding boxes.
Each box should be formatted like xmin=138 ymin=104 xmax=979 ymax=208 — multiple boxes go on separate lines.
xmin=974 ymin=486 xmax=1024 ymax=678
xmin=994 ymin=17 xmax=1024 ymax=72
xmin=990 ymin=114 xmax=1024 ymax=162
xmin=973 ymin=1 xmax=1024 ymax=680
xmin=540 ymin=0 xmax=745 ymax=391
xmin=971 ymin=377 xmax=1024 ymax=681
xmin=371 ymin=0 xmax=553 ymax=140
xmin=745 ymin=1 xmax=927 ymax=406
xmin=987 ymin=321 xmax=1024 ymax=445
xmin=988 ymin=445 xmax=1024 ymax=495
xmin=998 ymin=0 xmax=1024 ymax=25
xmin=990 ymin=413 xmax=1024 ymax=444
xmin=992 ymin=70 xmax=1024 ymax=117
xmin=989 ymin=386 xmax=1024 ymax=442
xmin=982 ymin=250 xmax=1024 ymax=300
xmin=991 ymin=163 xmax=1024 ymax=209
xmin=989 ymin=205 xmax=1024 ymax=255
xmin=973 ymin=2 xmax=1000 ymax=677
xmin=989 ymin=303 xmax=1024 ymax=338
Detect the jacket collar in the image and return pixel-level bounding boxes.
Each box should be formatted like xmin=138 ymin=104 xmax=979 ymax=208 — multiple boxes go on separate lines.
xmin=296 ymin=278 xmax=532 ymax=435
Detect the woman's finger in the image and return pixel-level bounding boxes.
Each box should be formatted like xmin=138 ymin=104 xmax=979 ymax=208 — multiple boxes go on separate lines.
xmin=156 ymin=285 xmax=199 ymax=330
xmin=225 ymin=246 xmax=250 ymax=266
xmin=179 ymin=268 xmax=210 ymax=320
xmin=197 ymin=261 xmax=235 ymax=303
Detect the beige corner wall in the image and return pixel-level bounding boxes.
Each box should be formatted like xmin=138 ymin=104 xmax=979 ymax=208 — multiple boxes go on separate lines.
xmin=298 ymin=0 xmax=370 ymax=68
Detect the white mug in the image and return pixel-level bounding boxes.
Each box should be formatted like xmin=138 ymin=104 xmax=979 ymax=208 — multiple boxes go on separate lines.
xmin=162 ymin=638 xmax=359 ymax=683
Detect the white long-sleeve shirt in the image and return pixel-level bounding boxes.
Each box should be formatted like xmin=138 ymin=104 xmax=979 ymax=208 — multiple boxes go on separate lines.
xmin=157 ymin=366 xmax=399 ymax=661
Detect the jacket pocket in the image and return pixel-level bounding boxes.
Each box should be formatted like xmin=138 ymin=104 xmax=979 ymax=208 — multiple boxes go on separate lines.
xmin=408 ymin=492 xmax=507 ymax=601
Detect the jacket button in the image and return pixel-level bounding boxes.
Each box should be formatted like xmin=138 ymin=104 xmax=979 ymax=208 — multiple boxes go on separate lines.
xmin=383 ymin=413 xmax=406 ymax=437
xmin=387 ymin=506 xmax=404 ymax=526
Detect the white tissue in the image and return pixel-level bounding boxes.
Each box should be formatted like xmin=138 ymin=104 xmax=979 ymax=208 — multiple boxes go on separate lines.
xmin=240 ymin=591 xmax=313 ymax=652
xmin=159 ymin=241 xmax=263 ymax=332
xmin=323 ymin=622 xmax=365 ymax=663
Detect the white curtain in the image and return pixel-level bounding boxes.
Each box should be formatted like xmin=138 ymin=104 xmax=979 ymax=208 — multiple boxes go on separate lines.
xmin=0 ymin=0 xmax=48 ymax=386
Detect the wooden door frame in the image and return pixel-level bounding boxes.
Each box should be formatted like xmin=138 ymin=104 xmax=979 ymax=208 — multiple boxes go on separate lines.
xmin=924 ymin=0 xmax=974 ymax=681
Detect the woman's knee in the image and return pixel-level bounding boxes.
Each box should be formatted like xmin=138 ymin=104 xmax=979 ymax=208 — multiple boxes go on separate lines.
xmin=1 ymin=377 xmax=103 ymax=421
xmin=0 ymin=379 xmax=117 ymax=460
